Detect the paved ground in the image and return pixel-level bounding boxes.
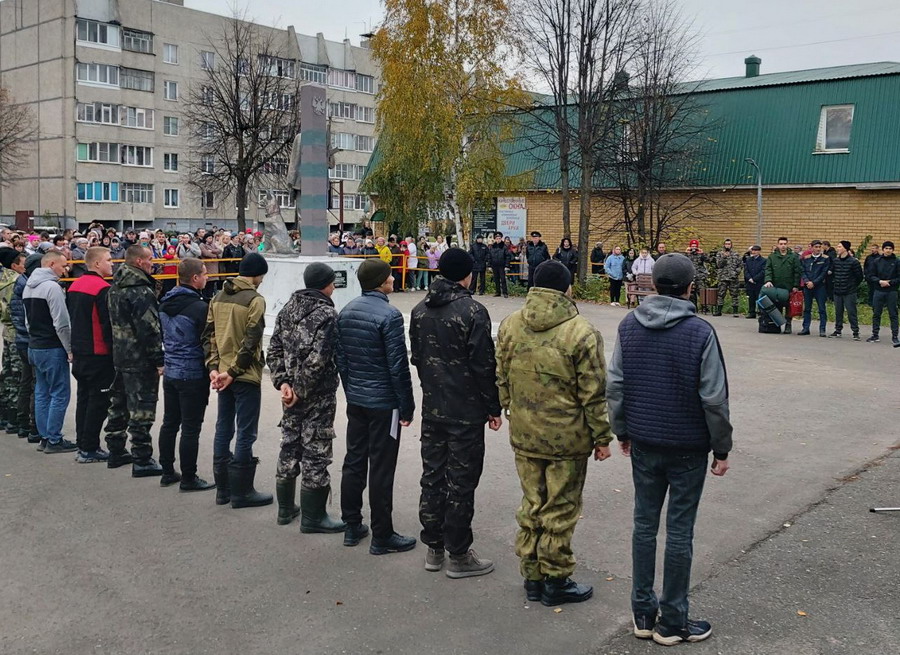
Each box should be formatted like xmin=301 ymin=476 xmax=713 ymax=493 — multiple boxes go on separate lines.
xmin=0 ymin=289 xmax=897 ymax=655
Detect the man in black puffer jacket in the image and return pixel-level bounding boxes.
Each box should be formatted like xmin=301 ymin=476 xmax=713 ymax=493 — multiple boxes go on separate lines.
xmin=866 ymin=240 xmax=900 ymax=345
xmin=489 ymin=232 xmax=513 ymax=297
xmin=336 ymin=258 xmax=416 ymax=554
xmin=468 ymin=235 xmax=490 ymax=295
xmin=830 ymin=240 xmax=863 ymax=340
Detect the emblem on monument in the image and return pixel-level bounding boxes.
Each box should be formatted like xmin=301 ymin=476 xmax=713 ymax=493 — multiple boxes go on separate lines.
xmin=313 ymin=94 xmax=327 ymax=116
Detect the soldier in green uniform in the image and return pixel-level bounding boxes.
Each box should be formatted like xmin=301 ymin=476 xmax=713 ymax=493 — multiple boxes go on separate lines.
xmin=686 ymin=239 xmax=708 ymax=311
xmin=715 ymin=239 xmax=743 ymax=316
xmin=0 ymin=250 xmax=25 ymax=433
xmin=496 ymin=260 xmax=613 ymax=607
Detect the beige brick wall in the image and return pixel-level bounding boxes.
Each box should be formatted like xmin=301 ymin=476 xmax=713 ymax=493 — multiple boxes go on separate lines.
xmin=523 ymin=188 xmax=900 ymax=252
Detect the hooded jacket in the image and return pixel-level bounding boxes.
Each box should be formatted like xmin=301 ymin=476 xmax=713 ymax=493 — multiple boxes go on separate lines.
xmin=496 ymin=287 xmax=611 ymax=460
xmin=867 ymin=253 xmax=900 ymax=288
xmin=267 ymin=288 xmax=339 ymax=402
xmin=11 ymin=272 xmax=29 ymax=350
xmin=203 ymin=277 xmax=266 ymax=385
xmin=554 ymin=246 xmax=578 ymax=273
xmin=23 ymin=267 xmax=71 ymax=353
xmin=409 ymin=277 xmax=501 ymax=426
xmin=108 ymin=264 xmax=163 ymax=371
xmin=67 ymin=271 xmax=113 ymax=357
xmin=607 ymin=294 xmax=732 ymax=457
xmin=469 ymin=240 xmax=490 ymax=272
xmin=160 ymin=285 xmax=208 ymax=381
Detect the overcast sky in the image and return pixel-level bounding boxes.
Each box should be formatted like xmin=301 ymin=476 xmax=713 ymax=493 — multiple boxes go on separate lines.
xmin=187 ymin=0 xmax=900 ymax=79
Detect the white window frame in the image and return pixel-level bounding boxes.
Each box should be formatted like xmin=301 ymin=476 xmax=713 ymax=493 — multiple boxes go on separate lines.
xmin=121 ymin=106 xmax=155 ymax=130
xmin=200 ymin=155 xmax=216 ymax=175
xmin=163 ymin=116 xmax=180 ymax=136
xmin=122 ymin=28 xmax=153 ymax=54
xmin=356 ymin=74 xmax=375 ymax=94
xmin=76 ymin=62 xmax=119 ymax=88
xmin=163 ymin=43 xmax=178 ymax=64
xmin=76 ymin=142 xmax=119 ymax=164
xmin=355 ymin=105 xmax=375 ymax=123
xmin=121 ymin=145 xmax=153 ymax=168
xmin=355 ymin=194 xmax=369 ymax=211
xmin=331 ymin=132 xmax=356 ymax=150
xmin=815 ymin=104 xmax=854 ymax=154
xmin=260 ymin=55 xmax=295 ymax=79
xmin=355 ymin=164 xmax=366 ymax=181
xmin=77 ymin=181 xmax=118 ymax=203
xmin=164 ymin=188 xmax=180 ymax=208
xmin=258 ymin=189 xmax=294 ymax=209
xmin=329 ymin=163 xmax=353 ymax=180
xmin=163 ymin=153 xmax=178 ymax=172
xmin=200 ymin=190 xmax=215 ymax=209
xmin=77 ymin=102 xmax=120 ymax=125
xmin=163 ymin=80 xmax=178 ymax=101
xmin=121 ymin=183 xmax=154 ymax=204
xmin=76 ymin=19 xmax=120 ymax=50
xmin=327 ymin=69 xmax=356 ymax=90
xmin=200 ymin=50 xmax=216 ymax=70
xmin=120 ymin=67 xmax=154 ymax=92
xmin=356 ymin=135 xmax=375 ymax=152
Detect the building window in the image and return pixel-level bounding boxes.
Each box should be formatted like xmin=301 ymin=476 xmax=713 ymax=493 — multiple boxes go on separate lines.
xmin=76 ymin=142 xmax=120 ymax=164
xmin=200 ymin=50 xmax=216 ymax=70
xmin=263 ymin=92 xmax=294 ymax=111
xmin=121 ymin=106 xmax=154 ymax=129
xmin=355 ymin=105 xmax=375 ymax=123
xmin=260 ymin=55 xmax=295 ymax=78
xmin=77 ymin=102 xmax=119 ymax=125
xmin=329 ymin=163 xmax=353 ymax=180
xmin=163 ymin=153 xmax=178 ymax=172
xmin=327 ymin=69 xmax=356 ymax=89
xmin=163 ymin=81 xmax=178 ymax=101
xmin=77 ymin=181 xmax=119 ymax=202
xmin=300 ymin=62 xmax=327 ymax=84
xmin=356 ymin=74 xmax=375 ymax=94
xmin=121 ymin=145 xmax=153 ymax=167
xmin=331 ymin=132 xmax=356 ymax=150
xmin=76 ymin=19 xmax=120 ymax=48
xmin=164 ymin=188 xmax=180 ymax=208
xmin=258 ymin=189 xmax=294 ymax=208
xmin=356 ymin=135 xmax=375 ymax=152
xmin=262 ymin=157 xmax=289 ymax=177
xmin=163 ymin=116 xmax=180 ymax=136
xmin=355 ymin=194 xmax=369 ymax=211
xmin=200 ymin=190 xmax=215 ymax=209
xmin=329 ymin=102 xmax=356 ymax=120
xmin=816 ymin=105 xmax=854 ymax=153
xmin=120 ymin=67 xmax=154 ymax=92
xmin=355 ymin=164 xmax=366 ymax=180
xmin=200 ymin=122 xmax=216 ymax=139
xmin=201 ymin=86 xmax=214 ymax=105
xmin=122 ymin=28 xmax=153 ymax=54
xmin=76 ymin=62 xmax=119 ymax=87
xmin=121 ymin=183 xmax=154 ymax=204
xmin=200 ymin=155 xmax=216 ymax=174
xmin=163 ymin=43 xmax=178 ymax=64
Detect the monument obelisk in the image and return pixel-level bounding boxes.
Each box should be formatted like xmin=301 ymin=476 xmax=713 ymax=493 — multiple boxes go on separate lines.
xmin=298 ymin=84 xmax=329 ymax=255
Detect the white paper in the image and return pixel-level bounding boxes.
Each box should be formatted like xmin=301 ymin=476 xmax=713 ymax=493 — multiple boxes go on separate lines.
xmin=390 ymin=409 xmax=400 ymax=439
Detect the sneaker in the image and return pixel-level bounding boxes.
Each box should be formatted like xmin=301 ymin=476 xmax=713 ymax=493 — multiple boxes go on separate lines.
xmin=653 ymin=619 xmax=712 ymax=646
xmin=36 ymin=438 xmax=48 ymax=452
xmin=819 ymin=330 xmax=827 ymax=338
xmin=524 ymin=579 xmax=543 ymax=602
xmin=633 ymin=613 xmax=657 ymax=639
xmin=445 ymin=549 xmax=494 ymax=579
xmin=160 ymin=471 xmax=182 ymax=487
xmin=76 ymin=449 xmax=109 ymax=463
xmin=797 ymin=329 xmax=810 ymax=336
xmin=540 ymin=577 xmax=593 ymax=606
xmin=343 ymin=523 xmax=370 ymax=547
xmin=44 ymin=438 xmax=77 ymax=454
xmin=831 ymin=330 xmax=842 ymax=338
xmin=867 ymin=335 xmax=880 ymax=343
xmin=369 ymin=532 xmax=417 ymax=555
xmin=893 ymin=337 xmax=900 ymax=348
xmin=179 ymin=476 xmax=216 ymax=492
xmin=26 ymin=433 xmax=41 ymax=444
xmin=425 ymin=547 xmax=445 ymax=572
xmin=852 ymin=333 xmax=860 ymax=341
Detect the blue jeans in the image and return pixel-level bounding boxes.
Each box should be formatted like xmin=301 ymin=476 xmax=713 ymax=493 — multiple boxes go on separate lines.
xmin=212 ymin=381 xmax=261 ymax=465
xmin=802 ymin=285 xmax=827 ymax=332
xmin=29 ymin=348 xmax=71 ymax=444
xmin=630 ymin=444 xmax=708 ymax=630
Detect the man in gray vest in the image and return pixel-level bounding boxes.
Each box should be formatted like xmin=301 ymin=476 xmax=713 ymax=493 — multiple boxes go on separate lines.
xmin=608 ymin=253 xmax=733 ymax=646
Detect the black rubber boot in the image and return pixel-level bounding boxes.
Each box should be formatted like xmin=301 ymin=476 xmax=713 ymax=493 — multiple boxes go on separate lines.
xmin=229 ymin=458 xmax=273 ymax=509
xmin=213 ymin=461 xmax=230 ymax=506
xmin=540 ymin=577 xmax=594 ymax=606
xmin=300 ymin=485 xmax=346 ymax=534
xmin=712 ymin=305 xmax=722 ymax=317
xmin=275 ymin=477 xmax=301 ymax=525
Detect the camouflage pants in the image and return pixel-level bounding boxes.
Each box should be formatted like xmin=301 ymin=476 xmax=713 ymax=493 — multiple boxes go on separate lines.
xmin=0 ymin=340 xmax=22 ymax=423
xmin=690 ymin=279 xmax=706 ymax=306
xmin=717 ymin=278 xmax=742 ymax=309
xmin=105 ymin=369 xmax=159 ymax=462
xmin=16 ymin=347 xmax=36 ymax=434
xmin=515 ymin=454 xmax=588 ymax=580
xmin=276 ymin=395 xmax=337 ymax=489
xmin=419 ymin=421 xmax=486 ymax=556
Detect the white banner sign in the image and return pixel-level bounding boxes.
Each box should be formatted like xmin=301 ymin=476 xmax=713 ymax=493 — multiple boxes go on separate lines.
xmin=496 ymin=197 xmax=527 ymax=242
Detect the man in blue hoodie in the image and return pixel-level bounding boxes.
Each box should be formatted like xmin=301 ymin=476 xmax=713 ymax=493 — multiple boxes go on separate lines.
xmin=608 ymin=253 xmax=733 ymax=646
xmin=798 ymin=240 xmax=831 ymax=337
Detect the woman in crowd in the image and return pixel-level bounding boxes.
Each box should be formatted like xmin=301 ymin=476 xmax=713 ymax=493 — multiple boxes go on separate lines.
xmin=426 ymin=245 xmax=440 ymax=285
xmin=199 ymin=233 xmax=222 ymax=299
xmin=435 ymin=234 xmax=448 ymax=254
xmin=554 ymin=237 xmax=578 ymax=280
xmin=624 ymin=247 xmax=638 ymax=278
xmin=362 ymin=239 xmax=378 ymax=256
xmin=605 ymin=246 xmax=626 ymax=306
xmin=222 ymin=233 xmax=245 ymax=275
xmin=161 ymin=244 xmax=178 ymax=295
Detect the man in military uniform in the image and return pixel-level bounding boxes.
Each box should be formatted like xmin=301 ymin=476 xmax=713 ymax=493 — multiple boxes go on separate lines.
xmin=685 ymin=239 xmax=708 ymax=310
xmin=715 ymin=238 xmax=743 ymax=317
xmin=106 ymin=245 xmax=165 ymax=476
xmin=0 ymin=250 xmax=25 ymax=434
xmin=525 ymin=231 xmax=550 ymax=288
xmin=496 ymin=260 xmax=612 ymax=606
xmin=409 ymin=248 xmax=502 ymax=579
xmin=267 ymin=262 xmax=345 ymax=533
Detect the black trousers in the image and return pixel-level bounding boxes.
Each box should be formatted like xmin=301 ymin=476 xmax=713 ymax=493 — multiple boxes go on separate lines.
xmin=609 ymin=278 xmax=624 ymax=303
xmin=492 ymin=265 xmax=508 ymax=296
xmin=72 ymin=355 xmax=115 ymax=453
xmin=871 ymin=289 xmax=899 ymax=337
xmin=834 ymin=292 xmax=859 ymax=335
xmin=341 ymin=404 xmax=401 ymax=539
xmin=16 ymin=347 xmax=36 ymax=435
xmin=419 ymin=421 xmax=485 ymax=555
xmin=746 ymin=283 xmax=762 ymax=317
xmin=470 ymin=269 xmax=486 ymax=294
xmin=159 ymin=377 xmax=211 ymax=477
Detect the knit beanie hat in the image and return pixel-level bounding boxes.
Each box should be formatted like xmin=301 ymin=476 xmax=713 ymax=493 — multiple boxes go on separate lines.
xmin=882 ymin=240 xmax=895 ymax=250
xmin=533 ymin=260 xmax=571 ymax=293
xmin=652 ymin=253 xmax=695 ymax=293
xmin=0 ymin=248 xmax=21 ymax=269
xmin=239 ymin=252 xmax=268 ymax=277
xmin=304 ymin=262 xmax=336 ymax=290
xmin=357 ymin=258 xmax=392 ymax=290
xmin=24 ymin=253 xmax=42 ymax=277
xmin=840 ymin=240 xmax=852 ymax=251
xmin=438 ymin=248 xmax=473 ymax=282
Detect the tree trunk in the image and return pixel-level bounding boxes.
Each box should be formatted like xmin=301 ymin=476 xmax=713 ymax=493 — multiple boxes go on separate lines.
xmin=559 ymin=125 xmax=571 ymax=240
xmin=236 ymin=183 xmax=248 ymax=234
xmin=577 ymin=163 xmax=592 ymax=283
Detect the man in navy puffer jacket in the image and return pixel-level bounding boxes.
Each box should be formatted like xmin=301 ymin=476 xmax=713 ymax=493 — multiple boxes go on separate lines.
xmin=336 ymin=258 xmax=416 ymax=554
xmin=157 ymin=259 xmax=216 ymax=492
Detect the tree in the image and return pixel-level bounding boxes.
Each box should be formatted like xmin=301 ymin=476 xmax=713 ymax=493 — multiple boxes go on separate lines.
xmin=364 ymin=0 xmax=527 ymax=242
xmin=0 ymin=88 xmax=34 ymax=184
xmin=183 ymin=14 xmax=301 ymax=233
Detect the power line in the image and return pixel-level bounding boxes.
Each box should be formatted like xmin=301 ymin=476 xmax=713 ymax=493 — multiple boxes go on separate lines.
xmin=707 ymin=29 xmax=900 ymax=57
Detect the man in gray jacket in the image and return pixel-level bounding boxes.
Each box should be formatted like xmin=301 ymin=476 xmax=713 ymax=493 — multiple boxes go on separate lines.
xmin=608 ymin=254 xmax=732 ymax=647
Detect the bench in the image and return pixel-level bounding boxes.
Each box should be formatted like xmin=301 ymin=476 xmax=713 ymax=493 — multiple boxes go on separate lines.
xmin=626 ymin=273 xmax=655 ymax=307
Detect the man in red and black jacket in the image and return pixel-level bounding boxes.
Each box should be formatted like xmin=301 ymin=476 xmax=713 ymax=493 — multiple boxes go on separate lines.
xmin=66 ymin=247 xmax=114 ymax=463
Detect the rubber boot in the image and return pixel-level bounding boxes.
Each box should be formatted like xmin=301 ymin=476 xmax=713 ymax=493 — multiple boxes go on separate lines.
xmin=213 ymin=461 xmax=231 ymax=506
xmin=275 ymin=477 xmax=301 ymax=525
xmin=300 ymin=485 xmax=346 ymax=533
xmin=229 ymin=458 xmax=273 ymax=509
xmin=712 ymin=305 xmax=722 ymax=317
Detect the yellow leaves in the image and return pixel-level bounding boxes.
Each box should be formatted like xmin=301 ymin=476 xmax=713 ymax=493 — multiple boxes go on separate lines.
xmin=797 ymin=610 xmax=808 ymax=617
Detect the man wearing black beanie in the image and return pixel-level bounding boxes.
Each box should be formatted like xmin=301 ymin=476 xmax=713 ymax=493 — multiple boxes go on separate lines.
xmin=866 ymin=240 xmax=899 ymax=345
xmin=496 ymin=259 xmax=612 ymax=606
xmin=409 ymin=248 xmax=501 ymax=578
xmin=830 ymin=240 xmax=863 ymax=339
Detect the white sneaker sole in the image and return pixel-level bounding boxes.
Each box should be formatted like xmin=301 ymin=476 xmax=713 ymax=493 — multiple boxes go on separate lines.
xmin=445 ymin=563 xmax=494 ymax=579
xmin=652 ymin=627 xmax=712 ymax=646
xmin=632 ymin=619 xmax=654 ymax=639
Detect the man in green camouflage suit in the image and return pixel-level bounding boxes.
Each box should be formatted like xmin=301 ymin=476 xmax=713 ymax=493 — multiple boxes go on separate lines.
xmin=0 ymin=250 xmax=25 ymax=432
xmin=267 ymin=262 xmax=345 ymax=533
xmin=715 ymin=239 xmax=744 ymax=316
xmin=496 ymin=260 xmax=613 ymax=607
xmin=686 ymin=239 xmax=708 ymax=310
xmin=106 ymin=245 xmax=165 ymax=476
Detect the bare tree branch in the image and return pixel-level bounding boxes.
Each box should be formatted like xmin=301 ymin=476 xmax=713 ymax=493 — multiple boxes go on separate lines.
xmin=0 ymin=88 xmax=35 ymax=184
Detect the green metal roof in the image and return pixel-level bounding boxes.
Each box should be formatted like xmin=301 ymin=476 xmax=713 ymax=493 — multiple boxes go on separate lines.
xmin=681 ymin=61 xmax=900 ymax=94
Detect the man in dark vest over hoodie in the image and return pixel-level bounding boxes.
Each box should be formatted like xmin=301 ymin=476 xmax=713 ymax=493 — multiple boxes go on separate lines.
xmin=608 ymin=253 xmax=733 ymax=647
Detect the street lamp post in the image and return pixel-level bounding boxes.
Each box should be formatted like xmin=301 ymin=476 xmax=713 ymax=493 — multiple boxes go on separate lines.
xmin=744 ymin=158 xmax=763 ymax=245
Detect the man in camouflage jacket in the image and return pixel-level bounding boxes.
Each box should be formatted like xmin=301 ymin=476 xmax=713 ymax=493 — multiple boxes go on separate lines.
xmin=0 ymin=250 xmax=24 ymax=433
xmin=267 ymin=262 xmax=345 ymax=533
xmin=715 ymin=239 xmax=744 ymax=316
xmin=409 ymin=249 xmax=501 ymax=579
xmin=496 ymin=260 xmax=612 ymax=607
xmin=106 ymin=245 xmax=165 ymax=475
xmin=686 ymin=240 xmax=708 ymax=309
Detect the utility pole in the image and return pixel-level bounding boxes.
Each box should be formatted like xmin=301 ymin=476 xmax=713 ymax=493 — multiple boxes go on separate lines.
xmin=744 ymin=158 xmax=763 ymax=244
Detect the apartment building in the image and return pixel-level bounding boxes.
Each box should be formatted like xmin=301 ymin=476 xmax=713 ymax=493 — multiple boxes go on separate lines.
xmin=0 ymin=0 xmax=379 ymax=232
